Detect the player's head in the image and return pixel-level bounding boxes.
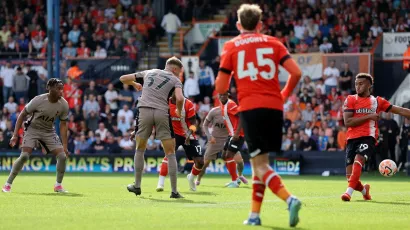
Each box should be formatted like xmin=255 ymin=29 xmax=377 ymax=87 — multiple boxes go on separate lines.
xmin=46 ymin=78 xmax=64 ymax=99
xmin=165 ymin=56 xmax=183 ymax=77
xmin=218 ymin=91 xmax=229 ymax=105
xmin=236 ymin=4 xmax=263 ymax=33
xmin=355 ymin=73 xmax=373 ymax=97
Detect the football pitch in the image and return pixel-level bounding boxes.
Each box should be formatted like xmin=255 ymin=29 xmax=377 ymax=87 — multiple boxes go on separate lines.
xmin=1 ymin=172 xmax=410 ymax=230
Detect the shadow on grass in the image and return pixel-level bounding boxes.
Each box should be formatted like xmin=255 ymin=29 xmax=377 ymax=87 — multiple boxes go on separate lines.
xmin=139 ymin=196 xmax=217 ymax=204
xmin=186 ymin=191 xmax=218 ymax=196
xmin=259 ymin=225 xmax=309 ymax=230
xmin=18 ymin=192 xmax=84 ymax=197
xmin=356 ymin=200 xmax=410 ymax=206
xmin=202 ymin=185 xmax=252 ymax=190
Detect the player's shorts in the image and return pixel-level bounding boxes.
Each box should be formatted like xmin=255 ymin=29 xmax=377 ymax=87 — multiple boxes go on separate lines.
xmin=22 ymin=127 xmax=63 ymax=153
xmin=204 ymin=137 xmax=226 ymax=161
xmin=175 ymin=134 xmax=202 ymax=160
xmin=224 ymin=136 xmax=245 ymax=153
xmin=345 ymin=136 xmax=376 ymax=166
xmin=240 ymin=108 xmax=283 ymax=158
xmin=137 ymin=107 xmax=174 ymax=140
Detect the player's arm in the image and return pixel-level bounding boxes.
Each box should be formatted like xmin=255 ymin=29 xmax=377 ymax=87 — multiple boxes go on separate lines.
xmin=60 ymin=120 xmax=69 ymax=155
xmin=9 ymin=109 xmax=28 ymax=147
xmin=389 ymin=106 xmax=410 ymax=119
xmin=215 ymin=42 xmax=233 ymax=94
xmin=343 ymin=112 xmax=378 ymax=127
xmin=174 ymin=87 xmax=184 ymax=117
xmin=281 ymin=56 xmax=302 ymax=100
xmin=185 ymin=116 xmax=198 ymax=139
xmin=119 ymin=73 xmax=143 ymax=90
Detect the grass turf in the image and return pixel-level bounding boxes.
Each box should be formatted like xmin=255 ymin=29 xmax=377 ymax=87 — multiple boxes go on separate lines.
xmin=1 ymin=172 xmax=410 ymax=230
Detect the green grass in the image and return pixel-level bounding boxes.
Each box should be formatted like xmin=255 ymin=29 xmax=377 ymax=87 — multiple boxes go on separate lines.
xmin=1 ymin=172 xmax=410 ymax=230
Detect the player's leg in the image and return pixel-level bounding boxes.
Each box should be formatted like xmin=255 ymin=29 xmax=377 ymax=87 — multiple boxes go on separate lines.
xmin=155 ymin=109 xmax=183 ymax=198
xmin=197 ymin=138 xmax=224 ymax=185
xmin=51 ymin=147 xmax=68 ymax=193
xmin=196 ymin=159 xmax=210 ymax=185
xmin=127 ymin=108 xmax=153 ymax=196
xmin=156 ymin=156 xmax=168 ymax=192
xmin=342 ymin=138 xmax=372 ymax=201
xmin=222 ymin=148 xmax=239 ymax=187
xmin=242 ymin=109 xmax=301 ymax=227
xmin=2 ymin=147 xmax=33 ymax=192
xmin=185 ymin=139 xmax=204 ymax=191
xmin=234 ymin=150 xmax=248 ymax=185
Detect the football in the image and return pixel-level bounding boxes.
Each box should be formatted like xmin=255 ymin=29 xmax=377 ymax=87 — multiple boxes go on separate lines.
xmin=379 ymin=159 xmax=398 ymax=177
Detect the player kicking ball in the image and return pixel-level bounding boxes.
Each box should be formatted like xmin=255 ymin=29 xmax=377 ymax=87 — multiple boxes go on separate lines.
xmin=120 ymin=57 xmax=185 ymax=199
xmin=2 ymin=78 xmax=70 ymax=193
xmin=215 ymin=4 xmax=302 ymax=227
xmin=341 ymin=73 xmax=410 ymax=201
xmin=196 ymin=92 xmax=248 ymax=187
xmin=156 ymin=92 xmax=204 ymax=192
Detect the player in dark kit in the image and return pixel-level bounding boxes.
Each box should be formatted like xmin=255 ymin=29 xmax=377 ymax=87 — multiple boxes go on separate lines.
xmin=341 ymin=73 xmax=410 ymax=201
xmin=156 ymin=92 xmax=203 ymax=192
xmin=215 ymin=4 xmax=302 ymax=227
xmin=2 ymin=79 xmax=70 ymax=193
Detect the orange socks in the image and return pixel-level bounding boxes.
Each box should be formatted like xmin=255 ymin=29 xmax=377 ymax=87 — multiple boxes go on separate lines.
xmin=191 ymin=165 xmax=201 ymax=176
xmin=225 ymin=158 xmax=238 ymax=181
xmin=262 ymin=170 xmax=291 ymax=201
xmin=159 ymin=157 xmax=168 ymax=177
xmin=251 ymin=176 xmax=266 ymax=213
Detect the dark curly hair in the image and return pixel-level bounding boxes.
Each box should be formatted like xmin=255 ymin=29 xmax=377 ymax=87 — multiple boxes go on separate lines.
xmin=46 ymin=78 xmax=64 ymax=90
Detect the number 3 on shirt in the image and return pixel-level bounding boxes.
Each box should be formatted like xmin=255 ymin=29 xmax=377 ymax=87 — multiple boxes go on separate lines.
xmin=237 ymin=48 xmax=276 ymax=81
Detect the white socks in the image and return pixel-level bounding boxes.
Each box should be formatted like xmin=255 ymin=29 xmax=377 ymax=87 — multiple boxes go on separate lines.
xmin=346 ymin=187 xmax=354 ymax=196
xmin=249 ymin=212 xmax=259 ymax=219
xmin=158 ymin=176 xmax=165 ymax=187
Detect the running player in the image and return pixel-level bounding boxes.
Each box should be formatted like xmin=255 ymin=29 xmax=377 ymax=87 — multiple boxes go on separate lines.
xmin=120 ymin=57 xmax=185 ymax=199
xmin=2 ymin=78 xmax=70 ymax=193
xmin=156 ymin=92 xmax=203 ymax=192
xmin=215 ymin=4 xmax=302 ymax=227
xmin=341 ymin=73 xmax=410 ymax=201
xmin=196 ymin=92 xmax=248 ymax=187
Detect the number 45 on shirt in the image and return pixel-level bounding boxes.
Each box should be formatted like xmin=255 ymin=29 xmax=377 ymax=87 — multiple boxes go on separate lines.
xmin=237 ymin=48 xmax=276 ymax=81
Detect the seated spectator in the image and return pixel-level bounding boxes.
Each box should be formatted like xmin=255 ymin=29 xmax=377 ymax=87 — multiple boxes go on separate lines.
xmin=281 ymin=133 xmax=292 ymax=152
xmin=74 ymin=134 xmax=90 ymax=154
xmin=119 ymin=132 xmax=134 ymax=150
xmin=326 ymin=136 xmax=338 ymax=151
xmin=319 ymin=37 xmax=332 ymax=53
xmin=0 ymin=131 xmax=9 ymax=149
xmin=82 ymin=94 xmax=100 ymax=119
xmin=117 ymin=105 xmax=134 ymax=125
xmin=94 ymin=44 xmax=107 ymax=58
xmin=106 ymin=133 xmax=121 ymax=154
xmin=290 ymin=132 xmax=301 ymax=151
xmin=299 ymin=132 xmax=317 ymax=151
xmin=337 ymin=126 xmax=347 ymax=150
xmin=95 ymin=122 xmax=108 ymax=141
xmin=118 ymin=116 xmax=131 ymax=135
xmin=90 ymin=133 xmax=106 ymax=154
xmin=4 ymin=97 xmax=18 ymax=114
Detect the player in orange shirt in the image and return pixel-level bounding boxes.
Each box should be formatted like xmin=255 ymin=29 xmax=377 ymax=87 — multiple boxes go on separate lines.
xmin=219 ymin=91 xmax=248 ymax=188
xmin=341 ymin=73 xmax=410 ymax=201
xmin=215 ymin=4 xmax=302 ymax=227
xmin=156 ymin=92 xmax=203 ymax=192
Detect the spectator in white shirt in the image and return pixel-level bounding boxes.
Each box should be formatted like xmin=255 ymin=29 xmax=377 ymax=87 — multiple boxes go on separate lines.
xmin=104 ymin=83 xmax=119 ymax=112
xmin=319 ymin=37 xmax=333 ymax=53
xmin=0 ymin=61 xmax=15 ymax=104
xmin=161 ymin=10 xmax=181 ymax=55
xmin=370 ymin=20 xmax=383 ymax=38
xmin=118 ymin=116 xmax=131 ymax=135
xmin=4 ymin=96 xmax=18 ymax=114
xmin=323 ymin=60 xmax=340 ymax=94
xmin=95 ymin=122 xmax=109 ymax=141
xmin=183 ymin=71 xmax=200 ymax=99
xmin=294 ymin=19 xmax=306 ymax=39
xmin=94 ymin=44 xmax=107 ymax=58
xmin=119 ymin=132 xmax=134 ymax=150
xmin=117 ymin=104 xmax=134 ymax=125
xmin=82 ymin=94 xmax=100 ymax=118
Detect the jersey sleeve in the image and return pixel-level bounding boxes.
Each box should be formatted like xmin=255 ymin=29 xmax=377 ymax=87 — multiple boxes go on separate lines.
xmin=343 ymin=96 xmax=355 ymax=113
xmin=228 ymin=101 xmax=239 ymax=116
xmin=174 ymin=78 xmax=183 ymax=88
xmin=377 ymin=97 xmax=392 ymax=112
xmin=185 ymin=100 xmax=196 ymax=119
xmin=205 ymin=109 xmax=214 ymax=122
xmin=134 ymin=70 xmax=147 ymax=80
xmin=274 ymin=39 xmax=291 ymax=66
xmin=24 ymin=96 xmax=40 ymax=114
xmin=59 ymin=99 xmax=70 ymax=121
xmin=219 ymin=41 xmax=234 ymax=74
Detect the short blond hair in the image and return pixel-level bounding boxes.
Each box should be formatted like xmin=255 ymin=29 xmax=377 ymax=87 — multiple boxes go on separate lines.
xmin=166 ymin=56 xmax=183 ymax=69
xmin=237 ymin=4 xmax=262 ymax=31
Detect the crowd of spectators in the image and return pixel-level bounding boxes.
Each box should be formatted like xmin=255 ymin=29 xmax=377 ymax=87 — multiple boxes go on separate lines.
xmin=0 ymin=0 xmax=158 ymax=61
xmin=220 ymin=0 xmax=410 ymax=53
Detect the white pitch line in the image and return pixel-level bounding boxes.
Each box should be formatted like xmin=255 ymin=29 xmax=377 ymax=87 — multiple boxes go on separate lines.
xmin=181 ymin=191 xmax=410 ymax=208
